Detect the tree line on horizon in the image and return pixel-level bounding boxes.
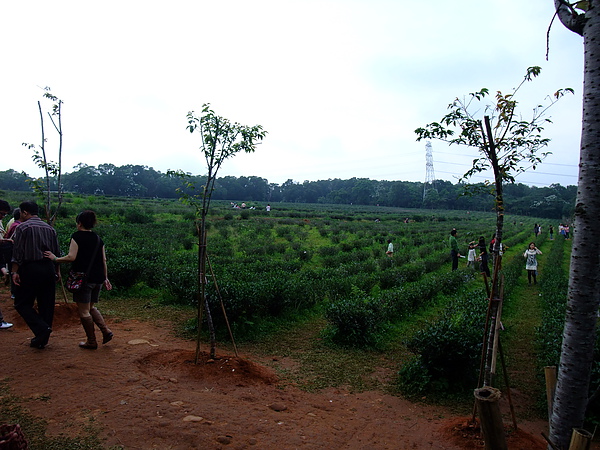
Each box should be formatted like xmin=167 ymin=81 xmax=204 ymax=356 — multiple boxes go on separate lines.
xmin=0 ymin=164 xmax=575 ymax=219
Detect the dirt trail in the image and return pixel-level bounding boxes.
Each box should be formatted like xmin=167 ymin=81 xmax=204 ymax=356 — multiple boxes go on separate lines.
xmin=0 ymin=290 xmax=551 ymax=449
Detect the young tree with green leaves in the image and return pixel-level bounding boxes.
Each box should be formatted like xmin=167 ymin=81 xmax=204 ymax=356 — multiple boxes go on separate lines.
xmin=22 ymin=87 xmax=64 ymax=226
xmin=174 ymin=103 xmax=266 ymax=363
xmin=549 ymin=1 xmax=600 ymax=447
xmin=415 ymin=68 xmax=570 ymax=444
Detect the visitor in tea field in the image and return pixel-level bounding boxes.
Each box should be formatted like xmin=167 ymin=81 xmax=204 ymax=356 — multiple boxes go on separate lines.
xmin=523 ymin=242 xmax=542 ymax=285
xmin=466 ymin=242 xmax=477 ymax=269
xmin=477 ymin=236 xmax=490 ymax=277
xmin=449 ymin=229 xmax=460 ymax=271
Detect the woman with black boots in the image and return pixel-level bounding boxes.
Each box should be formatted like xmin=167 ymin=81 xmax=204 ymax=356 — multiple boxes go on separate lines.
xmin=45 ymin=210 xmax=113 ymax=349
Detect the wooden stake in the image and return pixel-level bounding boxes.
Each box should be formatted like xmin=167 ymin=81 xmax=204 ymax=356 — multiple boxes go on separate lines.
xmin=474 ymin=386 xmax=507 ymax=450
xmin=568 ymin=428 xmax=592 ymax=450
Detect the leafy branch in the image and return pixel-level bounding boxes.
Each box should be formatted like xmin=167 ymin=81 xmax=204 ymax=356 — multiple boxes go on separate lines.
xmin=21 ymin=87 xmax=65 ymax=225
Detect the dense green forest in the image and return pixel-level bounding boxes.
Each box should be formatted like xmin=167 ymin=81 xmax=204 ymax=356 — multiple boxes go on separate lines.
xmin=0 ymin=164 xmax=576 ymax=219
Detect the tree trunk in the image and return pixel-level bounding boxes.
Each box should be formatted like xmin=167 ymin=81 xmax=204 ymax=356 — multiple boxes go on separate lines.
xmin=550 ymin=4 xmax=600 ymax=448
xmin=481 ymin=115 xmax=505 ymax=386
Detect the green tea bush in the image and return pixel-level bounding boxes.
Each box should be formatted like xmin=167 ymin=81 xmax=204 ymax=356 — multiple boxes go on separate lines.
xmin=124 ymin=208 xmax=154 ymax=224
xmin=324 ymin=287 xmax=392 ymax=347
xmin=163 ymin=266 xmax=198 ymax=305
xmin=398 ymin=289 xmax=486 ymax=397
xmin=109 ymin=254 xmax=154 ymax=289
xmin=318 ymin=245 xmax=339 ymax=257
xmin=537 ymin=238 xmax=568 ymax=366
xmin=396 ymin=261 xmax=426 ymax=283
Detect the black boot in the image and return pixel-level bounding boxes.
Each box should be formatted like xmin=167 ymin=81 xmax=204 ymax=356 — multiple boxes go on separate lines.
xmin=79 ymin=316 xmax=98 ymax=350
xmin=90 ymin=307 xmax=113 ymax=344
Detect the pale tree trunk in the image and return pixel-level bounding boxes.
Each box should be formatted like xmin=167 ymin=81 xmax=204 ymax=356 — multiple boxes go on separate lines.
xmin=550 ymin=2 xmax=600 ymax=448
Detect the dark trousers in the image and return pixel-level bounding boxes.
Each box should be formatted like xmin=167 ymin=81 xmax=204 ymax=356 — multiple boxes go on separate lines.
xmin=480 ymin=254 xmax=490 ymax=277
xmin=450 ymin=250 xmax=459 ymax=271
xmin=14 ymin=260 xmax=56 ymax=337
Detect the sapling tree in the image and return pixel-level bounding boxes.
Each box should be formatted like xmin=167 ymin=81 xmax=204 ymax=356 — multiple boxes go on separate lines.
xmin=173 ymin=103 xmax=266 ymax=363
xmin=22 ymin=87 xmax=65 ymax=226
xmin=415 ymin=67 xmax=571 ymax=387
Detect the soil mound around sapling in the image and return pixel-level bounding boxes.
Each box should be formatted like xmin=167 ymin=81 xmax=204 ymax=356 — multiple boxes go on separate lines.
xmin=138 ymin=349 xmax=279 ymax=386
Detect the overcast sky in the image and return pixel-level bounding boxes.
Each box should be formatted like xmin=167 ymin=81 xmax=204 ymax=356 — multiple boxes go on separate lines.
xmin=1 ymin=0 xmax=584 ymax=188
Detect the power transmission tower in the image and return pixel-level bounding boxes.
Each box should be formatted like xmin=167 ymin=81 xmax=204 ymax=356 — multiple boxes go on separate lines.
xmin=423 ymin=141 xmax=436 ymax=202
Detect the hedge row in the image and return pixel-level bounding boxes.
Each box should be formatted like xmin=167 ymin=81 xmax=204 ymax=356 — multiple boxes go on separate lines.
xmin=396 ymin=229 xmax=543 ymax=398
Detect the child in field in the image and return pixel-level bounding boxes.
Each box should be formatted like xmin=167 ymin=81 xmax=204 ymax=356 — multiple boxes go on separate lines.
xmin=467 ymin=242 xmax=476 ymax=268
xmin=386 ymin=239 xmax=394 ymax=257
xmin=524 ymin=242 xmax=542 ymax=284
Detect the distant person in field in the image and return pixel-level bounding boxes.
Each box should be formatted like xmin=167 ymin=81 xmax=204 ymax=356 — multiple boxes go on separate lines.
xmin=549 ymin=224 xmax=554 ymax=240
xmin=266 ymin=204 xmax=271 ymax=212
xmin=523 ymin=242 xmax=542 ymax=285
xmin=449 ymin=229 xmax=460 ymax=271
xmin=564 ymin=224 xmax=570 ymax=239
xmin=44 ymin=210 xmax=113 ymax=350
xmin=386 ymin=239 xmax=393 ymax=257
xmin=477 ymin=236 xmax=490 ymax=277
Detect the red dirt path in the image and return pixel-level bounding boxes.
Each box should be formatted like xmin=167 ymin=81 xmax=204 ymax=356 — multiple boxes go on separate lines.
xmin=1 ymin=290 xmax=552 ymax=449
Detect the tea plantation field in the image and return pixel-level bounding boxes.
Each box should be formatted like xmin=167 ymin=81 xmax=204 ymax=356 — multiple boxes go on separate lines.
xmin=3 ymin=191 xmax=585 ymax=413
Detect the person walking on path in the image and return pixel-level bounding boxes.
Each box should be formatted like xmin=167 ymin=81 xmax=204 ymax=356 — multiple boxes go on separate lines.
xmin=524 ymin=242 xmax=542 ymax=285
xmin=44 ymin=210 xmax=113 ymax=349
xmin=11 ymin=201 xmax=61 ymax=348
xmin=449 ymin=229 xmax=460 ymax=271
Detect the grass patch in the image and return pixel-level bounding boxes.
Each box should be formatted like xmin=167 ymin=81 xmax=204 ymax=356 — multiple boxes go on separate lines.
xmin=500 ymin=239 xmax=550 ymax=419
xmin=242 ymin=314 xmax=400 ymax=392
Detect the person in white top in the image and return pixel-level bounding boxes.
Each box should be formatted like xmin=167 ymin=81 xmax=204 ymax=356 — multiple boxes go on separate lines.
xmin=524 ymin=242 xmax=542 ymax=285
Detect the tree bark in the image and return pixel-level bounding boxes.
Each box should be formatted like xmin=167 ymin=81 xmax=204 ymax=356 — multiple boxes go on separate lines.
xmin=550 ymin=3 xmax=600 ymax=448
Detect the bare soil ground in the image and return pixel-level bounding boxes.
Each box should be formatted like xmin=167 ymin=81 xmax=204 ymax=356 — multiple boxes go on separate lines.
xmin=0 ymin=290 xmax=553 ymax=449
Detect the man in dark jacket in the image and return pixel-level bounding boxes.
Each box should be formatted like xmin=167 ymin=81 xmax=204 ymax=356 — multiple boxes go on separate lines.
xmin=11 ymin=201 xmax=61 ymax=349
